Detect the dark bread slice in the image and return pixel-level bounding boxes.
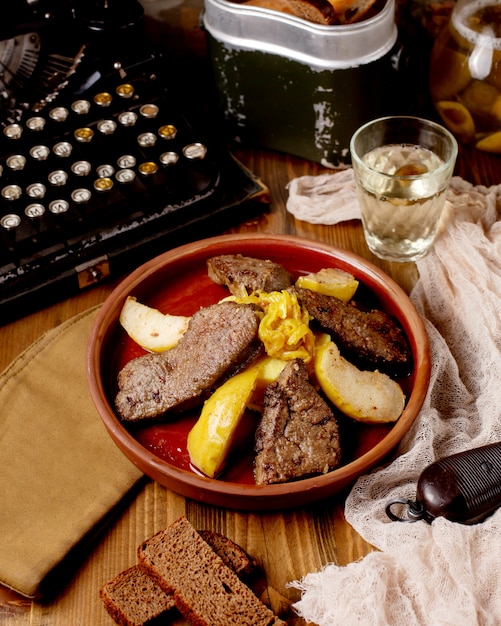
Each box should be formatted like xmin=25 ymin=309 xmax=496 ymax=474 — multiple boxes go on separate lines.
xmin=328 ymin=0 xmax=379 ymax=23
xmin=100 ymin=566 xmax=175 ymax=626
xmin=243 ymin=0 xmax=338 ymax=25
xmin=242 ymin=0 xmax=380 ymax=24
xmin=198 ymin=529 xmax=257 ymax=577
xmin=287 ymin=0 xmax=338 ymax=23
xmin=242 ymin=0 xmax=296 ymax=15
xmin=138 ymin=516 xmax=286 ymax=626
xmin=101 ymin=529 xmax=257 ymax=626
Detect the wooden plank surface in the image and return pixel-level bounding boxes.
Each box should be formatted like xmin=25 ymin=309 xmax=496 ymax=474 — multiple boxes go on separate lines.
xmin=1 ymin=0 xmax=500 ymax=618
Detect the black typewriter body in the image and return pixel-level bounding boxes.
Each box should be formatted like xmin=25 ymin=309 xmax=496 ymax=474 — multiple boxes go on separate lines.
xmin=0 ymin=0 xmax=268 ymax=324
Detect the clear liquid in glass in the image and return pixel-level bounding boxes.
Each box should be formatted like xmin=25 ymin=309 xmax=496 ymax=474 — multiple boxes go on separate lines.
xmin=356 ymin=143 xmax=448 ymax=262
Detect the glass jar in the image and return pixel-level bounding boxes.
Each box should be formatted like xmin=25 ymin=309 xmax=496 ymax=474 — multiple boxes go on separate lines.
xmin=429 ymin=0 xmax=501 ymax=152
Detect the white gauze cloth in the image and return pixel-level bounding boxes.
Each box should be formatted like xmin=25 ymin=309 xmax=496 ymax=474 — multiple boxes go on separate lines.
xmin=286 ymin=169 xmax=501 ymax=626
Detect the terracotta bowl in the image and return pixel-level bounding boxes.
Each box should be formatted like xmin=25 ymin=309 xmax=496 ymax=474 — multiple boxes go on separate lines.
xmin=86 ymin=234 xmax=431 ymax=511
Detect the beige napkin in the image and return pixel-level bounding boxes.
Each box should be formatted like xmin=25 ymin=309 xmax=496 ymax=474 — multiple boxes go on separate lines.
xmin=287 ymin=172 xmax=501 ymax=625
xmin=0 ymin=307 xmax=143 ymax=600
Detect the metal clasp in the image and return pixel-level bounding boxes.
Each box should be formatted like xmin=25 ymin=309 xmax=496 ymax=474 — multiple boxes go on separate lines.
xmin=386 ymin=498 xmax=428 ymax=523
xmin=76 ymin=255 xmax=110 ymax=289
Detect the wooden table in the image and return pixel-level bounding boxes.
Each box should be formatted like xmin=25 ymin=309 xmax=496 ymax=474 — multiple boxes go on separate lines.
xmin=0 ymin=136 xmax=499 ymax=624
xmin=1 ymin=4 xmax=500 ymax=621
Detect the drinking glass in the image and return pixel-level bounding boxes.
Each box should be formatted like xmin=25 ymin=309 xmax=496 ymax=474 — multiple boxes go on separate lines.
xmin=350 ymin=116 xmax=458 ymax=263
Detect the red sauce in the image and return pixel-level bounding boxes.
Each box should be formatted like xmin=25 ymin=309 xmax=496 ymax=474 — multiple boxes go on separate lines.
xmin=135 ymin=410 xmax=260 ymax=483
xmin=135 ymin=416 xmax=195 ymax=472
xmin=110 ymin=249 xmax=415 ymax=486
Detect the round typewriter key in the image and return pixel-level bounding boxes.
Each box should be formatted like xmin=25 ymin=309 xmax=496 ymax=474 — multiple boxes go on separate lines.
xmin=97 ymin=119 xmax=117 ymax=135
xmin=1 ymin=185 xmax=22 ymax=201
xmin=96 ymin=164 xmax=115 ymax=178
xmin=138 ymin=161 xmax=158 ymax=176
xmin=6 ymin=155 xmax=26 ymax=171
xmin=116 ymin=168 xmax=136 ymax=183
xmin=30 ymin=145 xmax=50 ymax=161
xmin=139 ymin=103 xmax=159 ymax=119
xmin=183 ymin=142 xmax=207 ymax=160
xmin=53 ymin=141 xmax=73 ymax=158
xmin=94 ymin=177 xmax=114 ymax=192
xmin=74 ymin=127 xmax=94 ymax=143
xmin=94 ymin=92 xmax=112 ymax=107
xmin=118 ymin=111 xmax=138 ymax=127
xmin=27 ymin=183 xmax=46 ymax=198
xmin=1 ymin=213 xmax=21 ymax=229
xmin=116 ymin=83 xmax=134 ymax=98
xmin=71 ymin=99 xmax=91 ymax=114
xmin=26 ymin=116 xmax=46 ymax=131
xmin=117 ymin=154 xmax=136 ymax=169
xmin=25 ymin=204 xmax=45 ymax=219
xmin=71 ymin=160 xmax=92 ymax=176
xmin=3 ymin=124 xmax=23 ymax=139
xmin=48 ymin=170 xmax=68 ymax=186
xmin=71 ymin=188 xmax=92 ymax=204
xmin=160 ymin=151 xmax=179 ymax=166
xmin=137 ymin=132 xmax=157 ymax=148
xmin=159 ymin=124 xmax=177 ymax=140
xmin=49 ymin=107 xmax=69 ymax=122
xmin=49 ymin=199 xmax=69 ymax=214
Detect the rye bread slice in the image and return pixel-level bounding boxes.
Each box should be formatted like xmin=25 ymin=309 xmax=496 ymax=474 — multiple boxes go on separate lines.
xmin=100 ymin=565 xmax=175 ymax=626
xmin=198 ymin=529 xmax=257 ymax=577
xmin=137 ymin=516 xmax=286 ymax=626
xmin=100 ymin=529 xmax=257 ymax=626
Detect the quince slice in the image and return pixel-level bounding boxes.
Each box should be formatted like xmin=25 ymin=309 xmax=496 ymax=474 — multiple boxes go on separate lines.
xmin=476 ymin=130 xmax=501 ymax=153
xmin=249 ymin=355 xmax=288 ymax=411
xmin=430 ymin=46 xmax=471 ymax=101
xmin=187 ymin=366 xmax=260 ymax=478
xmin=435 ymin=101 xmax=476 ymax=142
xmin=315 ymin=341 xmax=405 ymax=423
xmin=295 ymin=268 xmax=359 ymax=303
xmin=119 ymin=296 xmax=190 ymax=352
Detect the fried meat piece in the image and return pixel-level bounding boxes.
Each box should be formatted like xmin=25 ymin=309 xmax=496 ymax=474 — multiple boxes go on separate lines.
xmin=115 ymin=301 xmax=261 ymax=422
xmin=254 ymin=359 xmax=341 ymax=485
xmin=207 ymin=254 xmax=293 ymax=297
xmin=295 ymin=287 xmax=412 ymax=374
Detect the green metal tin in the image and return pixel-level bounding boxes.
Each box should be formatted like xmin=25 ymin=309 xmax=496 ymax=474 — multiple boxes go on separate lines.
xmin=203 ymin=0 xmax=404 ymax=167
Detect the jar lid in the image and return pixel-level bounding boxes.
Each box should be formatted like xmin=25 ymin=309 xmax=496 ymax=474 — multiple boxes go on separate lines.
xmin=453 ymin=0 xmax=501 ymax=49
xmin=203 ymin=0 xmax=397 ymax=69
xmin=452 ymin=0 xmax=501 ymax=80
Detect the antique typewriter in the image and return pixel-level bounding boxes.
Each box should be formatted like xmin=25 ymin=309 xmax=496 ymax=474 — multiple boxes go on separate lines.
xmin=0 ymin=0 xmax=268 ymax=324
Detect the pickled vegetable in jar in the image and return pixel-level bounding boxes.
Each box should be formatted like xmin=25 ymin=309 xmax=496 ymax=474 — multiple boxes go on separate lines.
xmin=429 ymin=0 xmax=501 ymax=152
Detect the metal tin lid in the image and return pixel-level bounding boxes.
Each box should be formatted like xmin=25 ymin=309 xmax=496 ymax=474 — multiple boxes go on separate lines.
xmin=203 ymin=0 xmax=397 ymax=69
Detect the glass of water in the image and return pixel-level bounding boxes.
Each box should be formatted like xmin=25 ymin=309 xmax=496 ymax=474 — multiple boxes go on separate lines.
xmin=350 ymin=116 xmax=458 ymax=263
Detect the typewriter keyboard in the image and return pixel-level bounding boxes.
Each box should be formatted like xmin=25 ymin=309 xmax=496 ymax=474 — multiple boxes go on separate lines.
xmin=0 ymin=74 xmax=219 ymax=278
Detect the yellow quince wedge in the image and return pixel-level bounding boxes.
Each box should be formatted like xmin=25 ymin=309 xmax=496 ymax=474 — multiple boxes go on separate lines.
xmin=295 ymin=268 xmax=359 ymax=303
xmin=476 ymin=130 xmax=501 ymax=153
xmin=119 ymin=296 xmax=190 ymax=352
xmin=315 ymin=341 xmax=405 ymax=423
xmin=249 ymin=355 xmax=288 ymax=411
xmin=187 ymin=366 xmax=260 ymax=478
